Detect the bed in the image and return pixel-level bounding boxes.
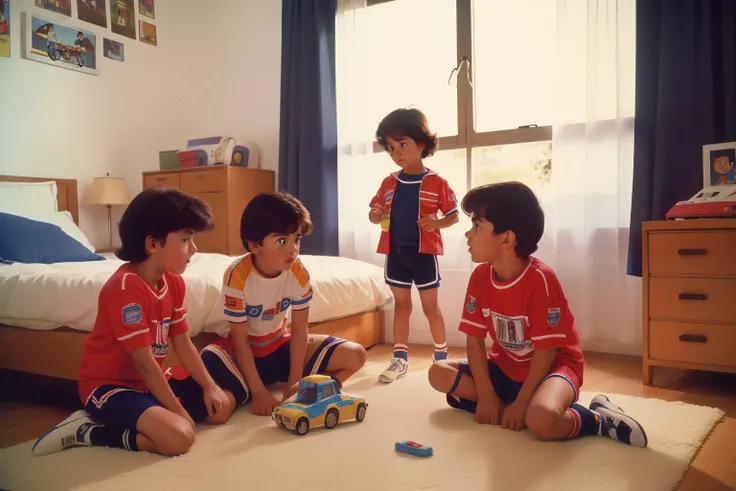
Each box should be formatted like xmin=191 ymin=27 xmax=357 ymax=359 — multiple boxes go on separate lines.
xmin=0 ymin=175 xmax=391 ymax=380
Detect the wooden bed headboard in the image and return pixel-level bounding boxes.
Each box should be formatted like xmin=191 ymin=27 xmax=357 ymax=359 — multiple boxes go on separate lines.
xmin=0 ymin=175 xmax=80 ymax=225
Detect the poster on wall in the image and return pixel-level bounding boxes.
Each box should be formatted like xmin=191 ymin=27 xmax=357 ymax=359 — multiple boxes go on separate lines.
xmin=110 ymin=0 xmax=135 ymax=39
xmin=139 ymin=19 xmax=155 ymax=46
xmin=703 ymin=142 xmax=736 ymax=186
xmin=0 ymin=0 xmax=10 ymax=58
xmin=77 ymin=0 xmax=107 ymax=28
xmin=23 ymin=12 xmax=98 ymax=75
xmin=35 ymin=0 xmax=71 ymax=17
xmin=138 ymin=0 xmax=153 ymax=19
xmin=103 ymin=37 xmax=123 ymax=61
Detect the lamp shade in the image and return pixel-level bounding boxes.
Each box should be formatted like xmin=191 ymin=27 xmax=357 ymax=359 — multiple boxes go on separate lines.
xmin=87 ymin=176 xmax=131 ymax=206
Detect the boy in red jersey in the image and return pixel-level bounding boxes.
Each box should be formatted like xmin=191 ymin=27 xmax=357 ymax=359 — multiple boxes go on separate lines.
xmin=33 ymin=188 xmax=247 ymax=456
xmin=428 ymin=182 xmax=648 ymax=447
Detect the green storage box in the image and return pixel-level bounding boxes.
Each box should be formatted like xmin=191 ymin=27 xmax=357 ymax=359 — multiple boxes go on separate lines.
xmin=159 ymin=150 xmax=180 ymax=170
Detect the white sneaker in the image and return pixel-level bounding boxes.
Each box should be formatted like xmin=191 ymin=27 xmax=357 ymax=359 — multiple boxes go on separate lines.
xmin=378 ymin=357 xmax=408 ymax=383
xmin=32 ymin=409 xmax=96 ymax=456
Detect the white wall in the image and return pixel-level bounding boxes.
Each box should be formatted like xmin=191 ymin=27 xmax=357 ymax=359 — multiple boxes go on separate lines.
xmin=0 ymin=0 xmax=283 ymax=249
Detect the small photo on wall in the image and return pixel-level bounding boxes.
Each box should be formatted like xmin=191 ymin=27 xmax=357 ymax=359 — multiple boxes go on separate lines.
xmin=139 ymin=19 xmax=155 ymax=46
xmin=34 ymin=0 xmax=71 ymax=17
xmin=0 ymin=0 xmax=10 ymax=58
xmin=24 ymin=12 xmax=98 ymax=75
xmin=139 ymin=0 xmax=153 ymax=19
xmin=77 ymin=0 xmax=107 ymax=28
xmin=103 ymin=37 xmax=123 ymax=61
xmin=110 ymin=0 xmax=135 ymax=40
xmin=703 ymin=142 xmax=736 ymax=187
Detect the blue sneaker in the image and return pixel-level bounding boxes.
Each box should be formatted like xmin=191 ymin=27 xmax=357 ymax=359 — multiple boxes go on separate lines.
xmin=32 ymin=410 xmax=96 ymax=456
xmin=590 ymin=395 xmax=648 ymax=448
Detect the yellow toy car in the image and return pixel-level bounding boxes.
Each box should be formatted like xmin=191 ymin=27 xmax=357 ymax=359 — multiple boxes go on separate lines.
xmin=272 ymin=375 xmax=368 ymax=436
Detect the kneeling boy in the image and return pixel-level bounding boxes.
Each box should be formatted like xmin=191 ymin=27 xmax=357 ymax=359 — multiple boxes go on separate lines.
xmin=33 ymin=188 xmax=243 ymax=457
xmin=205 ymin=192 xmax=367 ymax=417
xmin=428 ymin=182 xmax=648 ymax=447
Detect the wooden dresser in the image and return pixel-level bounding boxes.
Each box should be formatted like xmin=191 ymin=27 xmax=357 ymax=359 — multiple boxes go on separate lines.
xmin=142 ymin=166 xmax=274 ymax=255
xmin=642 ymin=219 xmax=736 ymax=385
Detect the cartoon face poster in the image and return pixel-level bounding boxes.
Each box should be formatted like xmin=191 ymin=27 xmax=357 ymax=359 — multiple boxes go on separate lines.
xmin=0 ymin=0 xmax=9 ymax=58
xmin=703 ymin=142 xmax=736 ymax=186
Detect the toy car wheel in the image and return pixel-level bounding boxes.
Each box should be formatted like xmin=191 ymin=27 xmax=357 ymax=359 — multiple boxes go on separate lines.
xmin=295 ymin=417 xmax=310 ymax=436
xmin=356 ymin=403 xmax=367 ymax=422
xmin=325 ymin=409 xmax=339 ymax=429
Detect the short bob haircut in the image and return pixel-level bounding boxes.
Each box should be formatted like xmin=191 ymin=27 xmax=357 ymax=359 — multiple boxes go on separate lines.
xmin=240 ymin=192 xmax=312 ymax=251
xmin=375 ymin=107 xmax=439 ymax=159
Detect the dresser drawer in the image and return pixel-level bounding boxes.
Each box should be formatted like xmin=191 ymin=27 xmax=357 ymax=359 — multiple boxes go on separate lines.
xmin=180 ymin=169 xmax=226 ymax=193
xmin=648 ymin=231 xmax=736 ymax=276
xmin=143 ymin=173 xmax=180 ymax=189
xmin=649 ymin=277 xmax=736 ymax=323
xmin=649 ymin=321 xmax=736 ymax=368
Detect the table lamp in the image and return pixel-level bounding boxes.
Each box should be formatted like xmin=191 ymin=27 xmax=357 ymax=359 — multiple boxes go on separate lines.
xmin=87 ymin=173 xmax=131 ymax=251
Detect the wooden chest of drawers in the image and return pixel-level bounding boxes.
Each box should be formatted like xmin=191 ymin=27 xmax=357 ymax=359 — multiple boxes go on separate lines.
xmin=642 ymin=219 xmax=736 ymax=385
xmin=142 ymin=166 xmax=274 ymax=255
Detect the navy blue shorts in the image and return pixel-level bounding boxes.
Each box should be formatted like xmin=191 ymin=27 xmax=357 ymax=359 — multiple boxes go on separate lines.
xmin=84 ymin=346 xmax=249 ymax=431
xmin=384 ymin=247 xmax=440 ymax=291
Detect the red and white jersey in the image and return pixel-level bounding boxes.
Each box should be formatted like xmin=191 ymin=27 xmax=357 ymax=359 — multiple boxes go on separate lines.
xmin=78 ymin=264 xmax=189 ymax=403
xmin=459 ymin=257 xmax=584 ymax=383
xmin=216 ymin=253 xmax=312 ymax=358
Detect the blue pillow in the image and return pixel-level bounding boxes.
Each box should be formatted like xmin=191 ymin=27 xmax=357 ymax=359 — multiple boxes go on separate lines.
xmin=0 ymin=212 xmax=105 ymax=264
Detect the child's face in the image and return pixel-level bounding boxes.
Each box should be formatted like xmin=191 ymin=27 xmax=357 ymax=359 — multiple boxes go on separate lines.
xmin=465 ymin=215 xmax=512 ymax=264
xmin=383 ymin=135 xmax=424 ymax=169
xmin=249 ymin=227 xmax=303 ymax=276
xmin=149 ymin=230 xmax=197 ymax=275
xmin=714 ymin=156 xmax=733 ymax=174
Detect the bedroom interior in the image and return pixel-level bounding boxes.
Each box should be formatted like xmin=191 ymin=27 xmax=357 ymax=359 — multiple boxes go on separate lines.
xmin=1 ymin=0 xmax=735 ymax=490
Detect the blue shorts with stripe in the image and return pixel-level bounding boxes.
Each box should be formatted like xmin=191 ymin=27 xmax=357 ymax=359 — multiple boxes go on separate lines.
xmin=384 ymin=245 xmax=440 ymax=291
xmin=84 ymin=346 xmax=249 ymax=431
xmin=251 ymin=335 xmax=346 ymax=386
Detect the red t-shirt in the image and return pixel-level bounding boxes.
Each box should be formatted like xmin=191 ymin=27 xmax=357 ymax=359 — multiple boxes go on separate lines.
xmin=458 ymin=257 xmax=584 ymax=383
xmin=78 ymin=264 xmax=189 ymax=403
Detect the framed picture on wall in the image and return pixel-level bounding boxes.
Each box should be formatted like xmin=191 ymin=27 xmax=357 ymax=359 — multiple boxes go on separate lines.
xmin=110 ymin=0 xmax=135 ymax=40
xmin=139 ymin=19 xmax=155 ymax=46
xmin=703 ymin=142 xmax=736 ymax=186
xmin=0 ymin=0 xmax=10 ymax=58
xmin=35 ymin=0 xmax=71 ymax=18
xmin=139 ymin=0 xmax=153 ymax=19
xmin=23 ymin=12 xmax=98 ymax=75
xmin=77 ymin=0 xmax=107 ymax=28
xmin=103 ymin=37 xmax=123 ymax=61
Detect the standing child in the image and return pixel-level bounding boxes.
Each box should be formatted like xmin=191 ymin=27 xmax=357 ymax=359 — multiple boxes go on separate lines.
xmin=203 ymin=192 xmax=367 ymax=417
xmin=428 ymin=182 xmax=648 ymax=447
xmin=33 ymin=188 xmax=245 ymax=457
xmin=369 ymin=108 xmax=460 ymax=383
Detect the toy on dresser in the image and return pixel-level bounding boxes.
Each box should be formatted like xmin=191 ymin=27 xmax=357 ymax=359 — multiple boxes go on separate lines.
xmin=159 ymin=136 xmax=261 ymax=171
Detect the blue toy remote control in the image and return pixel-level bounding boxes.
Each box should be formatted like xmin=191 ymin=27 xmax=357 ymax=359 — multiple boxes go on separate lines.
xmin=395 ymin=440 xmax=433 ymax=457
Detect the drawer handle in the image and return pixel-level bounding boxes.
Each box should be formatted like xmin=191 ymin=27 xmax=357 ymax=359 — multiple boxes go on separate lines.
xmin=677 ymin=248 xmax=706 ymax=256
xmin=678 ymin=293 xmax=707 ymax=301
xmin=156 ymin=177 xmax=166 ymax=181
xmin=679 ymin=334 xmax=707 ymax=344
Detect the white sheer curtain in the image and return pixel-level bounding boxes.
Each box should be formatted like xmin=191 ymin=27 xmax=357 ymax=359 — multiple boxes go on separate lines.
xmin=336 ymin=0 xmax=641 ymax=354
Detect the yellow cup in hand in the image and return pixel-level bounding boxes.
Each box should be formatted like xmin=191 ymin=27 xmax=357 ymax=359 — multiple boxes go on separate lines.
xmin=380 ymin=216 xmax=390 ymax=232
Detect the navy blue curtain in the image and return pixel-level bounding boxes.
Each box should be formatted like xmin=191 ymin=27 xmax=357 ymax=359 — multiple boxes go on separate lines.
xmin=278 ymin=0 xmax=338 ymax=256
xmin=627 ymin=0 xmax=736 ymax=276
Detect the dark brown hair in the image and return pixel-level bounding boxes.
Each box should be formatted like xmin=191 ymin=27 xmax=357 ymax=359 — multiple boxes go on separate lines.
xmin=116 ymin=187 xmax=214 ymax=262
xmin=240 ymin=192 xmax=313 ymax=251
xmin=375 ymin=108 xmax=439 ymax=158
xmin=461 ymin=182 xmax=544 ymax=258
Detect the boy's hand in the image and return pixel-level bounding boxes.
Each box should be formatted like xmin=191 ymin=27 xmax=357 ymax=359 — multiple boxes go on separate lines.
xmin=418 ymin=214 xmax=439 ymax=231
xmin=369 ymin=205 xmax=387 ymax=224
xmin=501 ymin=399 xmax=528 ymax=431
xmin=475 ymin=394 xmax=502 ymax=425
xmin=251 ymin=391 xmax=280 ymax=416
xmin=203 ymin=383 xmax=227 ymax=417
xmin=281 ymin=382 xmax=298 ymax=403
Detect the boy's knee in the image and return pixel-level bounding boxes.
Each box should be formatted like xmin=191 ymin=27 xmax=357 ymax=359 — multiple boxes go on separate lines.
xmin=421 ymin=302 xmax=441 ymax=318
xmin=206 ymin=391 xmax=236 ymax=426
xmin=526 ymin=403 xmax=560 ymax=441
xmin=158 ymin=420 xmax=195 ymax=456
xmin=394 ymin=296 xmax=412 ymax=313
xmin=428 ymin=361 xmax=454 ymax=393
xmin=349 ymin=343 xmax=367 ymax=371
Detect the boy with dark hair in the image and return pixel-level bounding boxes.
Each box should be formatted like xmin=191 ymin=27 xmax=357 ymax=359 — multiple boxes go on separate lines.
xmin=33 ymin=188 xmax=246 ymax=457
xmin=204 ymin=192 xmax=367 ymax=417
xmin=369 ymin=107 xmax=459 ymax=383
xmin=428 ymin=182 xmax=648 ymax=447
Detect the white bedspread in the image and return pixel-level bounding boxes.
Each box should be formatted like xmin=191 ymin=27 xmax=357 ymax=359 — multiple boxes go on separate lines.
xmin=0 ymin=254 xmax=392 ymax=336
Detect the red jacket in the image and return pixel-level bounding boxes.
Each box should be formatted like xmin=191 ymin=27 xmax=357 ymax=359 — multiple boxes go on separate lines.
xmin=369 ymin=169 xmax=458 ymax=255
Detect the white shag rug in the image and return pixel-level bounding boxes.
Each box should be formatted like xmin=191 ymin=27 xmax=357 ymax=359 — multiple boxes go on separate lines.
xmin=0 ymin=373 xmax=724 ymax=491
